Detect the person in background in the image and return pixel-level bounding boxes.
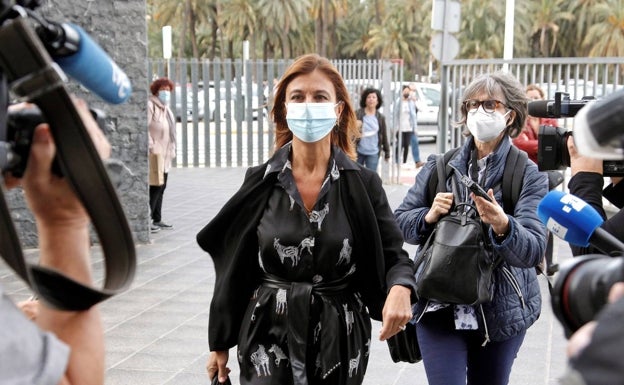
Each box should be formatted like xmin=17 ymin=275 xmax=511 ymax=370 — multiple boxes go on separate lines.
xmin=198 ymin=53 xmax=416 ymax=385
xmin=148 ymin=77 xmax=177 ymax=233
xmin=513 ymin=83 xmax=560 ymax=275
xmin=355 ymin=87 xmax=390 ymax=172
xmin=394 ymin=72 xmax=547 ymax=385
xmin=393 ymin=85 xmax=423 ymax=168
xmin=1 ymin=98 xmax=110 ymax=385
xmin=408 ymin=82 xmax=425 ymax=168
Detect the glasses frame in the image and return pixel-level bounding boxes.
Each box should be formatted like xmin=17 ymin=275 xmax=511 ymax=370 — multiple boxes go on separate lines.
xmin=464 ymin=99 xmax=508 ymax=113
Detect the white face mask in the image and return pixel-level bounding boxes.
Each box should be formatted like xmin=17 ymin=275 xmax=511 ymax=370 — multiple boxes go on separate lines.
xmin=466 ymin=107 xmax=510 ymax=142
xmin=286 ymin=102 xmax=338 ymax=143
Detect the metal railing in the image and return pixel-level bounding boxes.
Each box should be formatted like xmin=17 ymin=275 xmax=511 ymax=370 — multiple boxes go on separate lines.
xmin=438 ymin=57 xmax=624 ymax=152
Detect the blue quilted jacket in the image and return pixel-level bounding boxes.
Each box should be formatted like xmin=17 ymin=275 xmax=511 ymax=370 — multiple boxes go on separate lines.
xmin=394 ymin=136 xmax=548 ymax=342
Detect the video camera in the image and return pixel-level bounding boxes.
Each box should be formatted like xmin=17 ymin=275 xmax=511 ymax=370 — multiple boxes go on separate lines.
xmin=530 ymin=92 xmax=624 ymax=176
xmin=0 ymin=1 xmax=135 ymax=310
xmin=534 ymin=88 xmax=624 ymax=337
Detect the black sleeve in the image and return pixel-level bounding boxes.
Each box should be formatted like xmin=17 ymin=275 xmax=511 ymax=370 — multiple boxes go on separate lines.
xmin=567 ymin=172 xmax=608 ymax=256
xmin=603 ymin=180 xmax=624 ymax=209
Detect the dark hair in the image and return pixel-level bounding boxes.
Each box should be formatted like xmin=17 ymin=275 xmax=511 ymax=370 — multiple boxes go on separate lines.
xmin=457 ymin=72 xmax=527 ymax=138
xmin=272 ymin=53 xmax=358 ymax=159
xmin=359 ymin=87 xmax=383 ymax=109
xmin=150 ymin=77 xmax=174 ymax=96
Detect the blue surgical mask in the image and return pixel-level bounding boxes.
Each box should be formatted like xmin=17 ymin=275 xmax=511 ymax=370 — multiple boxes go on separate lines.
xmin=158 ymin=90 xmax=171 ymax=104
xmin=286 ymin=102 xmax=338 ymax=143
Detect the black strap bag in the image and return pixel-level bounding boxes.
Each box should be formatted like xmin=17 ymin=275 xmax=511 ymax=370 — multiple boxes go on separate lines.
xmin=414 ymin=156 xmax=501 ymax=306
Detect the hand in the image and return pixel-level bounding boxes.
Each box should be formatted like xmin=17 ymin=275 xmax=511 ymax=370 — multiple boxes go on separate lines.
xmin=472 ymin=189 xmax=509 ymax=236
xmin=4 ymin=99 xmax=110 ymax=228
xmin=379 ymin=285 xmax=412 ymax=341
xmin=567 ymin=282 xmax=624 ymax=358
xmin=424 ymin=192 xmax=454 ymax=224
xmin=17 ymin=298 xmax=39 ymax=321
xmin=568 ymin=135 xmax=602 ymax=176
xmin=207 ymin=350 xmax=231 ymax=383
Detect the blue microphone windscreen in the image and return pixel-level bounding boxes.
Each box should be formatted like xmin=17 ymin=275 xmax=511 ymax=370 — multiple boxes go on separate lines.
xmin=537 ymin=190 xmax=604 ymax=247
xmin=54 ymin=24 xmax=131 ymax=104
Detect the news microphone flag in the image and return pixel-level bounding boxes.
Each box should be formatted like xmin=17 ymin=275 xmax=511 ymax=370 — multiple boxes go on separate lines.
xmin=52 ymin=24 xmax=131 ymax=104
xmin=537 ymin=190 xmax=603 ymax=247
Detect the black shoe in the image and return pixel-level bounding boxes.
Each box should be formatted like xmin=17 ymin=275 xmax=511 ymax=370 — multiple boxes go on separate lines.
xmin=547 ymin=263 xmax=559 ymax=276
xmin=150 ymin=224 xmax=161 ymax=233
xmin=154 ymin=221 xmax=173 ymax=229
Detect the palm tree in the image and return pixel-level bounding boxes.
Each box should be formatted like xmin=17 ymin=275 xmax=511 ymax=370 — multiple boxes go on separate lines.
xmin=219 ymin=0 xmax=257 ymax=59
xmin=457 ymin=0 xmax=506 ymax=58
xmin=517 ymin=0 xmax=574 ymax=57
xmin=257 ymin=0 xmax=310 ymax=59
xmin=582 ymin=0 xmax=624 ymax=57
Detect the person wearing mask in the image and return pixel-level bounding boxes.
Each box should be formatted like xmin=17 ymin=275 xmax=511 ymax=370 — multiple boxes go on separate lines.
xmin=198 ymin=53 xmax=416 ymax=385
xmin=393 ymin=85 xmax=423 ymax=168
xmin=355 ymin=87 xmax=390 ymax=172
xmin=1 ymin=98 xmax=110 ymax=385
xmin=394 ymin=72 xmax=547 ymax=385
xmin=513 ymin=83 xmax=560 ymax=275
xmin=148 ymin=77 xmax=177 ymax=233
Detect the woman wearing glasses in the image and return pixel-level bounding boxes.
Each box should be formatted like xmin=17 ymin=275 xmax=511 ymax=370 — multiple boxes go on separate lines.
xmin=394 ymin=72 xmax=548 ymax=385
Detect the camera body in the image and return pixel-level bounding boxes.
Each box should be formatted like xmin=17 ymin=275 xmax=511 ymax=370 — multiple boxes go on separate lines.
xmin=536 ymin=92 xmax=624 ymax=176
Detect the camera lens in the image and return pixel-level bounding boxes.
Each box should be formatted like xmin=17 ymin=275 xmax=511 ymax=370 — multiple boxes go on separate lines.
xmin=537 ymin=125 xmax=571 ymax=171
xmin=552 ymin=254 xmax=624 ymax=337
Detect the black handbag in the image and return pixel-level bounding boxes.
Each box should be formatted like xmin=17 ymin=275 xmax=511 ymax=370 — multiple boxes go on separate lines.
xmin=386 ymin=321 xmax=422 ymax=363
xmin=414 ymin=196 xmax=500 ymax=306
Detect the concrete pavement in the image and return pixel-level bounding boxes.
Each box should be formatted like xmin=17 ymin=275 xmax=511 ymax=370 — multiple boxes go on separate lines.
xmin=1 ymin=166 xmax=570 ymax=385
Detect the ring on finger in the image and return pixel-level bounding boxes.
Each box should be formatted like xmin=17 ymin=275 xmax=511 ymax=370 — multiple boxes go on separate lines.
xmin=399 ymin=325 xmax=406 ymax=331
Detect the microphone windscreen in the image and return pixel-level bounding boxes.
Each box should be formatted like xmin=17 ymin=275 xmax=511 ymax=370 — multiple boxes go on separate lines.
xmin=527 ymin=100 xmax=550 ymax=117
xmin=53 ymin=24 xmax=131 ymax=104
xmin=537 ymin=190 xmax=604 ymax=247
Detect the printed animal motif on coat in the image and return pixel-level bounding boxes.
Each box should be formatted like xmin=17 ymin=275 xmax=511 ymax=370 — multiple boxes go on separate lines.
xmin=299 ymin=236 xmax=315 ymax=255
xmin=348 ymin=349 xmax=361 ymax=377
xmin=268 ymin=344 xmax=289 ymax=367
xmin=250 ymin=344 xmax=271 ymax=377
xmin=313 ymin=321 xmax=322 ymax=343
xmin=288 ymin=195 xmax=295 ymax=211
xmin=275 ymin=289 xmax=287 ymax=315
xmin=343 ymin=304 xmax=354 ymax=335
xmin=312 ymin=274 xmax=323 ymax=284
xmin=309 ymin=202 xmax=329 ymax=231
xmin=330 ymin=163 xmax=340 ymax=180
xmin=337 ymin=238 xmax=352 ymax=265
xmin=273 ymin=238 xmax=301 ymax=267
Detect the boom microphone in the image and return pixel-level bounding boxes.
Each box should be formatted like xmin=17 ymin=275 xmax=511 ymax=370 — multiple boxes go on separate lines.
xmin=537 ymin=190 xmax=624 ymax=256
xmin=37 ymin=22 xmax=131 ymax=104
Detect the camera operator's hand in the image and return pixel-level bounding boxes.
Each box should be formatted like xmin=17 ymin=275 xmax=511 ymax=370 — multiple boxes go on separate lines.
xmin=4 ymin=98 xmax=110 ymax=385
xmin=567 ymin=282 xmax=624 ymax=358
xmin=568 ymin=136 xmax=602 ymax=176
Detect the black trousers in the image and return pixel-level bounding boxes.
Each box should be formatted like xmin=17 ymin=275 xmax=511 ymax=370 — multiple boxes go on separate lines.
xmin=149 ymin=172 xmax=168 ymax=222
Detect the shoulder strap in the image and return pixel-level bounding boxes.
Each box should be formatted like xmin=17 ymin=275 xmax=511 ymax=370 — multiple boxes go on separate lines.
xmin=427 ymin=147 xmax=461 ymax=203
xmin=502 ymin=146 xmax=528 ymax=215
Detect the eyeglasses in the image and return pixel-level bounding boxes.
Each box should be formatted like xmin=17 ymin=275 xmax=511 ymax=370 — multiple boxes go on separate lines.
xmin=464 ymin=99 xmax=507 ymax=113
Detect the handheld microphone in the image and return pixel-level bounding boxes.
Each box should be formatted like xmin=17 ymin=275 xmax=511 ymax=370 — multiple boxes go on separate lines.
xmin=36 ymin=22 xmax=131 ymax=104
xmin=572 ymin=88 xmax=624 ymax=160
xmin=537 ymin=190 xmax=624 ymax=256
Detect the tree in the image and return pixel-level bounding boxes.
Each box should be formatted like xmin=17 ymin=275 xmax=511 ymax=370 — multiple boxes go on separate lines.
xmin=582 ymin=0 xmax=624 ymax=57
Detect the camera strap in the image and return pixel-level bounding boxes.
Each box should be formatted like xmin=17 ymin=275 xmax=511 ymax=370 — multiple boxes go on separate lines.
xmin=0 ymin=17 xmax=136 ymax=310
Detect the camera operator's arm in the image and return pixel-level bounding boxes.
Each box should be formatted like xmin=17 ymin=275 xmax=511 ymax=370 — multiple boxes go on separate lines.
xmin=9 ymin=100 xmax=110 ymax=385
xmin=567 ymin=137 xmax=607 ymax=256
xmin=561 ymin=283 xmax=624 ymax=385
